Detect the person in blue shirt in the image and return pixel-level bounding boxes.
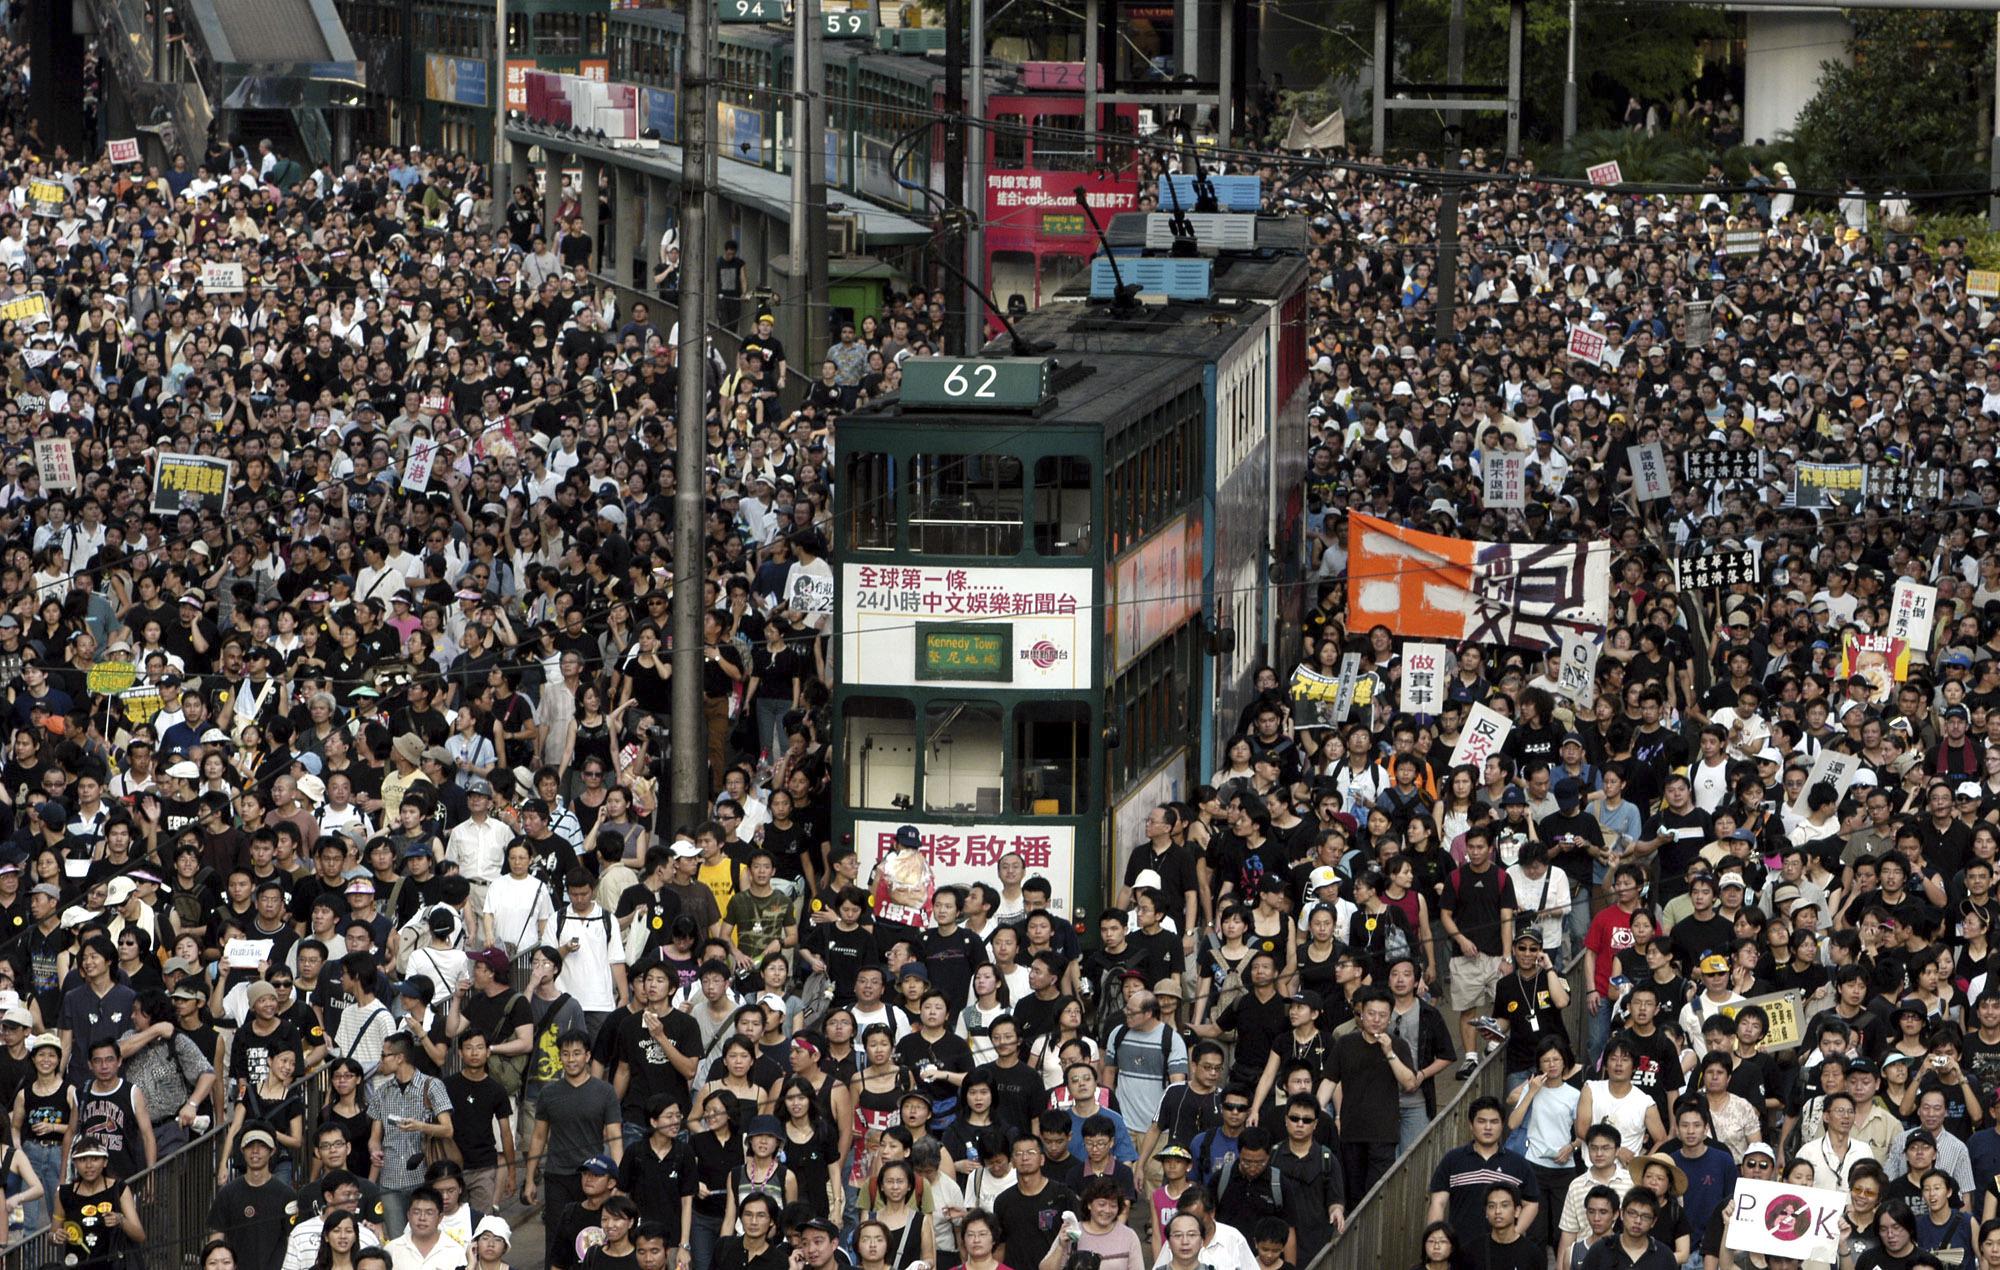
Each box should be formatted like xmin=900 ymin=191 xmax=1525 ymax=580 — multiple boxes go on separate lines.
xmin=1063 ymin=1063 xmax=1136 ymax=1163
xmin=1192 ymin=1091 xmax=1251 ymax=1184
xmin=1666 ymin=1096 xmax=1737 ymax=1248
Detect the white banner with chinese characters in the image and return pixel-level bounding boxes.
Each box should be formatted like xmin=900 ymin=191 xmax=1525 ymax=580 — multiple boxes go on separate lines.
xmin=1400 ymin=642 xmax=1450 ymax=714
xmin=1449 ymin=702 xmax=1515 ymax=770
xmin=1483 ymin=451 xmax=1527 ymax=509
xmin=1629 ymin=442 xmax=1671 ymax=501
xmin=855 ymin=819 xmax=1077 ymax=915
xmin=1557 ymin=631 xmax=1600 ymax=707
xmin=841 ymin=563 xmax=1093 ymax=691
xmin=1888 ymin=578 xmax=1938 ymax=652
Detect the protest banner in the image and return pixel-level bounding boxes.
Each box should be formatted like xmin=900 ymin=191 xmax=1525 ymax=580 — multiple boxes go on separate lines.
xmin=1722 ymin=229 xmax=1763 ymax=257
xmin=1719 ymin=990 xmax=1806 ymax=1050
xmin=1682 ymin=450 xmax=1761 ymax=482
xmin=1566 ymin=326 xmax=1606 ymax=366
xmin=1789 ymin=751 xmax=1862 ymax=818
xmin=1347 ymin=513 xmax=1611 ymax=652
xmin=200 ymin=262 xmax=246 ymax=294
xmin=1332 ymin=651 xmax=1361 ymax=722
xmin=1400 ymin=642 xmax=1449 ymax=715
xmin=1970 ymin=270 xmax=2000 ymax=299
xmin=106 ymin=138 xmax=140 ymax=165
xmin=1839 ymin=631 xmax=1909 ymax=702
xmin=1721 ymin=1177 xmax=1846 ymax=1263
xmin=1787 ymin=462 xmax=1865 ymax=512
xmin=26 ymin=180 xmax=64 ymax=218
xmin=1556 ymin=631 xmax=1600 ymax=708
xmin=1448 ymin=702 xmax=1514 ymax=770
xmin=0 ymin=293 xmax=47 ymax=325
xmin=32 ymin=437 xmax=75 ymax=493
xmin=1673 ymin=549 xmax=1759 ymax=590
xmin=1629 ymin=442 xmax=1670 ymax=501
xmin=1864 ymin=463 xmax=1943 ymax=507
xmin=1483 ymin=451 xmax=1527 ymax=509
xmin=1586 ymin=161 xmax=1623 ymax=186
xmin=1290 ymin=666 xmax=1339 ymax=707
xmin=150 ymin=453 xmax=233 ymax=516
xmin=401 ymin=438 xmax=438 ymax=493
xmin=1888 ymin=578 xmax=1938 ymax=651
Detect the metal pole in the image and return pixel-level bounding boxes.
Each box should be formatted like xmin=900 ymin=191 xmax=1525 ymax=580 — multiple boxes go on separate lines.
xmin=1370 ymin=0 xmax=1388 ymax=156
xmin=493 ymin=0 xmax=508 ymax=230
xmin=1505 ymin=0 xmax=1523 ymax=157
xmin=1991 ymin=10 xmax=2000 ymax=229
xmin=790 ymin=0 xmax=810 ymax=318
xmin=1445 ymin=0 xmax=1464 ymax=131
xmin=671 ymin=0 xmax=714 ymax=826
xmin=1564 ymin=0 xmax=1578 ymax=142
xmin=805 ymin=0 xmax=828 ymax=343
xmin=964 ymin=0 xmax=986 ymax=352
xmin=944 ymin=0 xmax=965 ymax=351
xmin=1436 ymin=181 xmax=1458 ymax=341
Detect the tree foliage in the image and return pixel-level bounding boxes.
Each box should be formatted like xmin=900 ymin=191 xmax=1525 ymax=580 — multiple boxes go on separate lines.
xmin=1786 ymin=11 xmax=1992 ymax=191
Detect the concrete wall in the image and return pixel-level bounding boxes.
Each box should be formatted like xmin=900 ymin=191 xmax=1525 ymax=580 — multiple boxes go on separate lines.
xmin=1742 ymin=8 xmax=1852 ymax=145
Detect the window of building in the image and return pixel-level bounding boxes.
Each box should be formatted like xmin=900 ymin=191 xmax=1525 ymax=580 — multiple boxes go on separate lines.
xmin=908 ymin=453 xmax=1022 ymax=556
xmin=922 ymin=702 xmax=1005 ymax=813
xmin=1016 ymin=702 xmax=1090 ymax=814
xmin=844 ymin=451 xmax=895 ymax=550
xmin=842 ymin=698 xmax=916 ymax=810
xmin=1032 ymin=456 xmax=1092 ymax=556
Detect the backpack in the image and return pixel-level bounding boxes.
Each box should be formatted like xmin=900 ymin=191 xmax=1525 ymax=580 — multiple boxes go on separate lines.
xmin=484 ymin=992 xmax=529 ymax=1096
xmin=1213 ymin=1152 xmax=1284 ymax=1208
xmin=1106 ymin=1022 xmax=1176 ymax=1115
xmin=532 ymin=993 xmax=574 ymax=1086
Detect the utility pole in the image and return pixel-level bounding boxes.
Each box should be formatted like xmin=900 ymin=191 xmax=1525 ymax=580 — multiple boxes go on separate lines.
xmin=964 ymin=0 xmax=986 ymax=351
xmin=1435 ymin=180 xmax=1460 ymax=342
xmin=943 ymin=0 xmax=966 ymax=351
xmin=790 ymin=0 xmax=828 ymax=353
xmin=1563 ymin=0 xmax=1578 ymax=143
xmin=1445 ymin=0 xmax=1465 ymax=132
xmin=1991 ymin=10 xmax=2000 ymax=230
xmin=671 ymin=0 xmax=714 ymax=828
xmin=493 ymin=0 xmax=509 ymax=230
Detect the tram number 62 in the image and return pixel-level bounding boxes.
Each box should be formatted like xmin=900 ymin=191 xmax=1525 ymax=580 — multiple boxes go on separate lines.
xmin=943 ymin=364 xmax=999 ymax=398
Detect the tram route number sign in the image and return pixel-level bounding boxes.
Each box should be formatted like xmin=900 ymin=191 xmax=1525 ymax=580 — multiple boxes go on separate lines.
xmin=916 ymin=624 xmax=1013 ymax=682
xmin=823 ymin=9 xmax=876 ymax=36
xmin=718 ymin=0 xmax=784 ymax=20
xmin=900 ymin=357 xmax=1055 ymax=411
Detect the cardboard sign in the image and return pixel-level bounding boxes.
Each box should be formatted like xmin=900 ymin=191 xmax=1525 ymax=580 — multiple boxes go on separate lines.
xmin=0 ymin=293 xmax=48 ymax=324
xmin=1683 ymin=450 xmax=1761 ymax=483
xmin=33 ymin=437 xmax=75 ymax=493
xmin=401 ymin=438 xmax=438 ymax=493
xmin=85 ymin=662 xmax=136 ymax=696
xmin=1789 ymin=751 xmax=1862 ymax=818
xmin=1865 ymin=463 xmax=1943 ymax=507
xmin=1788 ymin=462 xmax=1865 ymax=512
xmin=1557 ymin=631 xmax=1599 ymax=707
xmin=1889 ymin=578 xmax=1938 ymax=652
xmin=1721 ymin=1178 xmax=1846 ymax=1263
xmin=1401 ymin=642 xmax=1449 ymax=715
xmin=1673 ymin=549 xmax=1760 ymax=591
xmin=1840 ymin=632 xmax=1909 ymax=700
xmin=106 ymin=138 xmax=140 ymax=165
xmin=1970 ymin=270 xmax=2000 ymax=299
xmin=26 ymin=181 xmax=65 ymax=218
xmin=150 ymin=453 xmax=233 ymax=517
xmin=1566 ymin=326 xmax=1607 ymax=366
xmin=1722 ymin=229 xmax=1763 ymax=257
xmin=1448 ymin=702 xmax=1514 ymax=771
xmin=1483 ymin=451 xmax=1527 ymax=509
xmin=1628 ymin=442 xmax=1670 ymax=501
xmin=200 ymin=261 xmax=246 ymax=294
xmin=119 ymin=685 xmax=163 ymax=724
xmin=1290 ymin=666 xmax=1340 ymax=707
xmin=224 ymin=939 xmax=273 ymax=970
xmin=1586 ymin=161 xmax=1623 ymax=187
xmin=1720 ymin=990 xmax=1806 ymax=1051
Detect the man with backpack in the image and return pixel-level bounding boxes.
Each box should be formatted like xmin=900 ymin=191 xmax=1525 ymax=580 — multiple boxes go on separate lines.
xmin=1212 ymin=1127 xmax=1308 ymax=1267
xmin=1273 ymin=1093 xmax=1346 ymax=1264
xmin=446 ymin=948 xmax=534 ymax=1094
xmin=552 ymin=867 xmax=628 ymax=1038
xmin=1103 ymin=988 xmax=1188 ymax=1138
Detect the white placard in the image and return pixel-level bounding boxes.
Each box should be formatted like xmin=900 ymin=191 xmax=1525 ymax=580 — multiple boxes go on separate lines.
xmin=1788 ymin=750 xmax=1862 ymax=818
xmin=1888 ymin=578 xmax=1938 ymax=652
xmin=1332 ymin=651 xmax=1361 ymax=722
xmin=1483 ymin=451 xmax=1527 ymax=509
xmin=1448 ymin=702 xmax=1515 ymax=771
xmin=401 ymin=438 xmax=438 ymax=493
xmin=33 ymin=437 xmax=76 ymax=493
xmin=1722 ymin=1178 xmax=1846 ymax=1264
xmin=1400 ymin=642 xmax=1449 ymax=715
xmin=224 ymin=938 xmax=274 ymax=969
xmin=840 ymin=563 xmax=1093 ymax=691
xmin=201 ymin=261 xmax=246 ymax=293
xmin=1629 ymin=442 xmax=1670 ymax=501
xmin=106 ymin=138 xmax=140 ymax=165
xmin=855 ymin=819 xmax=1077 ymax=916
xmin=1567 ymin=326 xmax=1606 ymax=366
xmin=1586 ymin=160 xmax=1623 ymax=187
xmin=1557 ymin=631 xmax=1599 ymax=707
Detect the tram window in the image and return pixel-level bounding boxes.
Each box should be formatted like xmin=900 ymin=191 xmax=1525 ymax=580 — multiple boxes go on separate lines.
xmin=842 ymin=698 xmax=916 ymax=810
xmin=923 ymin=703 xmax=1005 ymax=814
xmin=1016 ymin=703 xmax=1089 ymax=814
xmin=1032 ymin=456 xmax=1091 ymax=556
xmin=1039 ymin=252 xmax=1089 ymax=303
xmin=908 ymin=453 xmax=1023 ymax=556
xmin=844 ymin=451 xmax=895 ymax=550
xmin=1036 ymin=115 xmax=1089 ymax=171
xmin=993 ymin=115 xmax=1026 ymax=169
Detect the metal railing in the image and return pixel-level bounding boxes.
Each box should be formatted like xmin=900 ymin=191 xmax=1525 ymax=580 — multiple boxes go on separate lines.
xmin=1310 ymin=950 xmax=1591 ymax=1270
xmin=9 ymin=1120 xmax=226 ymax=1269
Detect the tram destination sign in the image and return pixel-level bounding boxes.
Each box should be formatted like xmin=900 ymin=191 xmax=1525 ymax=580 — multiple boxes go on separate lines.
xmin=900 ymin=357 xmax=1055 ymax=411
xmin=917 ymin=624 xmax=1014 ymax=681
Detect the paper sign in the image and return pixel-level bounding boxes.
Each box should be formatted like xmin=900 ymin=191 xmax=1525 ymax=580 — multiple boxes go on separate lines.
xmin=1788 ymin=751 xmax=1861 ymax=819
xmin=1683 ymin=450 xmax=1761 ymax=483
xmin=1290 ymin=666 xmax=1341 ymax=706
xmin=401 ymin=438 xmax=438 ymax=493
xmin=1722 ymin=1178 xmax=1845 ymax=1263
xmin=1448 ymin=702 xmax=1514 ymax=771
xmin=1483 ymin=451 xmax=1527 ymax=509
xmin=200 ymin=261 xmax=246 ymax=294
xmin=1557 ymin=632 xmax=1599 ymax=707
xmin=151 ymin=453 xmax=233 ymax=517
xmin=1788 ymin=462 xmax=1865 ymax=512
xmin=1332 ymin=651 xmax=1361 ymax=722
xmin=1401 ymin=642 xmax=1449 ymax=715
xmin=1586 ymin=161 xmax=1623 ymax=187
xmin=106 ymin=138 xmax=140 ymax=165
xmin=224 ymin=939 xmax=274 ymax=970
xmin=1629 ymin=442 xmax=1670 ymax=501
xmin=0 ymin=293 xmax=48 ymax=324
xmin=1889 ymin=578 xmax=1938 ymax=652
xmin=33 ymin=437 xmax=75 ymax=493
xmin=1722 ymin=230 xmax=1763 ymax=257
xmin=26 ymin=181 xmax=65 ymax=218
xmin=1673 ymin=549 xmax=1760 ymax=591
xmin=1567 ymin=326 xmax=1606 ymax=366
xmin=1839 ymin=631 xmax=1909 ymax=701
xmin=119 ymin=685 xmax=162 ymax=723
xmin=1971 ymin=270 xmax=2000 ymax=299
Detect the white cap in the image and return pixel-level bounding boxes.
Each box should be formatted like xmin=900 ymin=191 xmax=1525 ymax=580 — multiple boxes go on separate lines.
xmin=106 ymin=876 xmax=137 ymax=907
xmin=1959 ymin=781 xmax=1984 ymax=800
xmin=1131 ymin=869 xmax=1164 ymax=892
xmin=670 ymin=839 xmax=700 ymax=859
xmin=165 ymin=760 xmax=200 ymax=780
xmin=1309 ymin=866 xmax=1341 ymax=891
xmin=1849 ymin=768 xmax=1879 ymax=787
xmin=296 ymin=774 xmax=326 ymax=806
xmin=474 ymin=1217 xmax=512 ymax=1246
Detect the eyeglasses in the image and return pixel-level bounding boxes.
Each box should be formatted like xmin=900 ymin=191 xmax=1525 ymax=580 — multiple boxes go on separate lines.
xmin=1222 ymin=1103 xmax=1250 ymax=1113
xmin=1286 ymin=1115 xmax=1316 ymax=1124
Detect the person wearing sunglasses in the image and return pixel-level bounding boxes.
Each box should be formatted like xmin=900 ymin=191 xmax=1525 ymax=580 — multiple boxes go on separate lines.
xmin=1191 ymin=1094 xmax=1253 ymax=1186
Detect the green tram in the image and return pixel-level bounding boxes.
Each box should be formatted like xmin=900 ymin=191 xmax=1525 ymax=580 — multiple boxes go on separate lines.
xmin=831 ymin=203 xmax=1311 ymax=918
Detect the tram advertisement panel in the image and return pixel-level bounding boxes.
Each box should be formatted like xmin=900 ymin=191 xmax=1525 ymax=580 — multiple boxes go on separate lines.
xmin=856 ymin=818 xmax=1078 ymax=916
xmin=841 ymin=563 xmax=1093 ymax=691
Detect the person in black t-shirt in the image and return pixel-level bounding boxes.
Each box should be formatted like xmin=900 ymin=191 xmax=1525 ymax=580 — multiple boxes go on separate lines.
xmin=1492 ymin=931 xmax=1569 ymax=1077
xmin=444 ymin=1033 xmax=516 ymax=1209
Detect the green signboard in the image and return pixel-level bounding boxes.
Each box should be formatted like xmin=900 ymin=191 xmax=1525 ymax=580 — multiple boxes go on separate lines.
xmin=718 ymin=0 xmax=785 ymax=21
xmin=900 ymin=357 xmax=1054 ymax=411
xmin=917 ymin=625 xmax=1013 ymax=681
xmin=823 ymin=9 xmax=877 ymax=36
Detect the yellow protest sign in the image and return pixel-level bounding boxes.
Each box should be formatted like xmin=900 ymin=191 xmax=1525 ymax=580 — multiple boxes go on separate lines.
xmin=1721 ymin=989 xmax=1805 ymax=1050
xmin=86 ymin=661 xmax=136 ymax=696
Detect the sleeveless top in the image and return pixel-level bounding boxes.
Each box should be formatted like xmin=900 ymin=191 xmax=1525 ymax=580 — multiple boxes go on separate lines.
xmin=848 ymin=1070 xmax=911 ymax=1183
xmin=1585 ymin=1080 xmax=1656 ymax=1155
xmin=22 ymin=1081 xmax=70 ymax=1138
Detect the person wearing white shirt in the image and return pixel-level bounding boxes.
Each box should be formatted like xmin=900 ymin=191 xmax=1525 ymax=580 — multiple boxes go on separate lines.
xmin=1507 ymin=844 xmax=1572 ymax=957
xmin=447 ymin=782 xmax=515 ymax=904
xmin=551 ymin=871 xmax=627 ymax=1031
xmin=281 ymin=1185 xmax=384 ymax=1270
xmin=385 ymin=1186 xmax=461 ymax=1270
xmin=1150 ymin=1197 xmax=1258 ymax=1270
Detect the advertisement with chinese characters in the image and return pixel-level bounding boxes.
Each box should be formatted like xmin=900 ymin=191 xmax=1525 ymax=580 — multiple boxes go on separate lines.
xmin=856 ymin=820 xmax=1077 ymax=915
xmin=841 ymin=564 xmax=1094 ymax=690
xmin=985 ymin=173 xmax=1139 ymax=236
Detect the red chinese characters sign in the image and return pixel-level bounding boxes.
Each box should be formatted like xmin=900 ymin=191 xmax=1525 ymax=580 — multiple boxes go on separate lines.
xmin=985 ymin=173 xmax=1139 ymax=234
